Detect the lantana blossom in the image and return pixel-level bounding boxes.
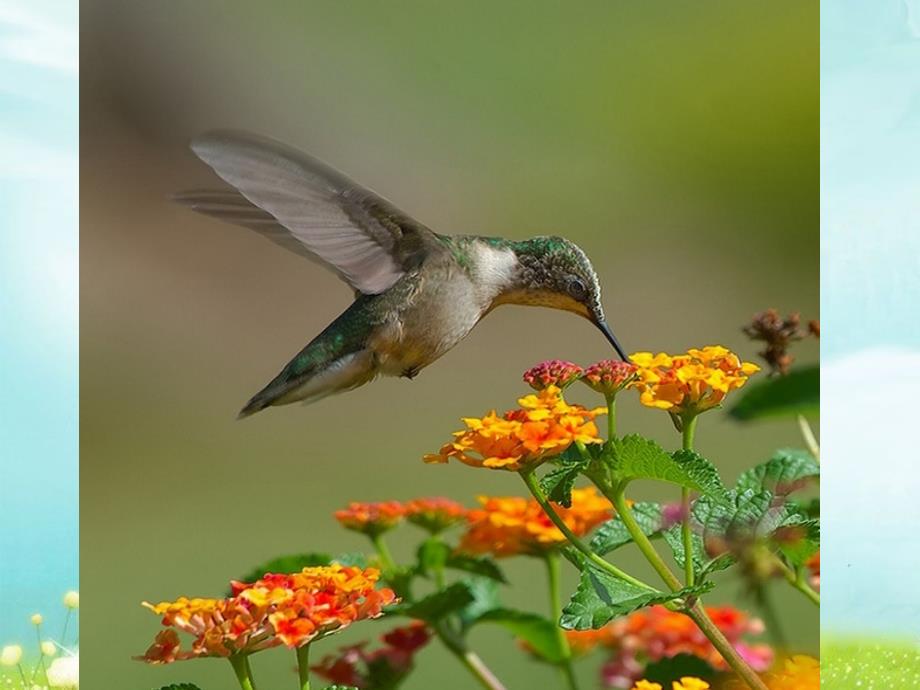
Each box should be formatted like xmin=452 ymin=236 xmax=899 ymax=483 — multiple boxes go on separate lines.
xmin=402 ymin=497 xmax=467 ymax=533
xmin=335 ymin=501 xmax=406 ymax=537
xmin=629 ymin=346 xmax=759 ymax=416
xmin=424 ymin=386 xmax=604 ymax=471
xmin=459 ymin=487 xmax=612 ymax=557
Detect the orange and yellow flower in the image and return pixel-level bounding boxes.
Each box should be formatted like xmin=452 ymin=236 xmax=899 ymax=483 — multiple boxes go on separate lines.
xmin=137 ymin=595 xmax=279 ymax=662
xmin=629 ymin=346 xmax=759 ymax=416
xmin=459 ymin=487 xmax=612 ymax=557
xmin=232 ymin=565 xmax=397 ymax=648
xmin=631 ymin=678 xmax=710 ymax=690
xmin=424 ymin=386 xmax=604 ymax=471
xmin=723 ymin=655 xmax=819 ymax=690
xmin=335 ymin=501 xmax=406 ymax=536
xmin=403 ymin=497 xmax=468 ymax=533
xmin=138 ymin=565 xmax=397 ymax=663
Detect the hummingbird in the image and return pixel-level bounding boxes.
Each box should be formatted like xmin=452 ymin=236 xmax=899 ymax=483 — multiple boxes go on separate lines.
xmin=176 ymin=130 xmax=629 ymax=417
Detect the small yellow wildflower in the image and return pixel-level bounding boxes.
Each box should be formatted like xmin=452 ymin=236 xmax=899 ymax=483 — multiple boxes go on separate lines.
xmin=41 ymin=641 xmax=58 ymax=657
xmin=63 ymin=591 xmax=79 ymax=609
xmin=631 ymin=681 xmax=662 ymax=690
xmin=0 ymin=644 xmax=22 ymax=666
xmin=673 ymin=678 xmax=709 ymax=690
xmin=630 ymin=346 xmax=759 ymax=417
xmin=31 ymin=613 xmax=43 ymax=626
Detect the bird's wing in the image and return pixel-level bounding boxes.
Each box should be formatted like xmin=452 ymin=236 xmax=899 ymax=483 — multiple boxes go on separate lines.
xmin=178 ymin=130 xmax=440 ymax=295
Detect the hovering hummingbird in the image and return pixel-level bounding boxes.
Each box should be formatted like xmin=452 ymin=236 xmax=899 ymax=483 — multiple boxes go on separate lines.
xmin=176 ymin=131 xmax=629 ymax=417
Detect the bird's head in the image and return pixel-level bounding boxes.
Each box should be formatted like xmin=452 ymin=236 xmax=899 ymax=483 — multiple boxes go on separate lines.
xmin=501 ymin=236 xmax=630 ymax=361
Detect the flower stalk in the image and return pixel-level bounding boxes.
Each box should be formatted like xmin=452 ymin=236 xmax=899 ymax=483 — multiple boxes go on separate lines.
xmin=229 ymin=654 xmax=258 ymax=690
xmin=680 ymin=414 xmax=699 ymax=587
xmin=296 ymin=644 xmax=311 ymax=690
xmin=545 ymin=551 xmax=580 ymax=690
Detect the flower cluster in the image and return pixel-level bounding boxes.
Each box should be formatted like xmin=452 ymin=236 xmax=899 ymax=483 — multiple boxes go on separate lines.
xmin=424 ymin=386 xmax=604 ymax=471
xmin=311 ymin=622 xmax=432 ymax=688
xmin=335 ymin=501 xmax=407 ymax=537
xmin=523 ymin=359 xmax=585 ymax=390
xmin=138 ymin=565 xmax=397 ymax=663
xmin=403 ymin=497 xmax=468 ymax=533
xmin=630 ymin=346 xmax=759 ymax=416
xmin=581 ymin=359 xmax=638 ymax=397
xmin=632 ymin=678 xmax=710 ymax=690
xmin=459 ymin=488 xmax=612 ymax=557
xmin=601 ymin=605 xmax=772 ymax=688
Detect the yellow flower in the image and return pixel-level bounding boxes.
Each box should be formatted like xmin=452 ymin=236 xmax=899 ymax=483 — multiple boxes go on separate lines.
xmin=764 ymin=655 xmax=819 ymax=690
xmin=459 ymin=487 xmax=612 ymax=557
xmin=673 ymin=678 xmax=709 ymax=690
xmin=630 ymin=346 xmax=759 ymax=417
xmin=31 ymin=613 xmax=43 ymax=626
xmin=41 ymin=641 xmax=58 ymax=657
xmin=631 ymin=681 xmax=662 ymax=690
xmin=0 ymin=645 xmax=22 ymax=667
xmin=424 ymin=386 xmax=603 ymax=472
xmin=63 ymin=591 xmax=79 ymax=609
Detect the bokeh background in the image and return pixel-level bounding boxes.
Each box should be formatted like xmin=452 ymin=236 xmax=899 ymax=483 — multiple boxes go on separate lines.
xmin=81 ymin=2 xmax=818 ymax=688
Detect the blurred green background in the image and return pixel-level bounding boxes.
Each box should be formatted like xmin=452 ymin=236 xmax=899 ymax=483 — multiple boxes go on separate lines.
xmin=80 ymin=1 xmax=818 ymax=688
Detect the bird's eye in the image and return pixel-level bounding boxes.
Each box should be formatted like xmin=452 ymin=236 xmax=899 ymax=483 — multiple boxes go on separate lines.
xmin=566 ymin=276 xmax=588 ymax=301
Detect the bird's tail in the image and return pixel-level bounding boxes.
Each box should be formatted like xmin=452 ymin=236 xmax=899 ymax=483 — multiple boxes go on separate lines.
xmin=237 ymin=300 xmax=377 ymax=418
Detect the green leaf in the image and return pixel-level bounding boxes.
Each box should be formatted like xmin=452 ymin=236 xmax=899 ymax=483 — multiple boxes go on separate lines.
xmin=662 ymin=526 xmax=734 ymax=579
xmin=155 ymin=685 xmax=203 ymax=690
xmin=416 ymin=539 xmax=450 ymax=574
xmin=589 ymin=502 xmax=664 ymax=555
xmin=232 ymin=552 xmax=331 ymax=590
xmin=540 ymin=460 xmax=585 ymax=508
xmin=773 ymin=512 xmax=820 ymax=566
xmin=736 ymin=448 xmax=819 ymax=495
xmin=390 ymin=582 xmax=475 ymax=622
xmin=333 ymin=552 xmax=370 ymax=568
xmin=604 ymin=435 xmax=728 ymax=500
xmin=445 ymin=553 xmax=507 ymax=583
xmin=560 ymin=564 xmax=711 ymax=630
xmin=642 ymin=654 xmax=717 ymax=685
xmin=729 ymin=365 xmax=819 ymax=421
xmin=458 ymin=577 xmax=502 ymax=629
xmin=474 ymin=609 xmax=566 ymax=663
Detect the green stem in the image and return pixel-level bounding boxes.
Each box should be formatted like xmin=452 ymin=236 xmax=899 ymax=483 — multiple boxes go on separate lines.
xmin=228 ymin=655 xmax=258 ymax=690
xmin=776 ymin=559 xmax=820 ymax=606
xmin=371 ymin=533 xmax=397 ymax=572
xmin=520 ymin=469 xmax=656 ymax=591
xmin=686 ymin=605 xmax=769 ymax=690
xmin=681 ymin=415 xmax=699 ymax=587
xmin=296 ymin=644 xmax=311 ymax=690
xmin=31 ymin=623 xmax=48 ymax=685
xmin=545 ymin=552 xmax=579 ymax=690
xmin=606 ymin=394 xmax=617 ymax=440
xmin=797 ymin=414 xmax=820 ymax=462
xmin=609 ymin=485 xmax=684 ymax=591
xmin=606 ymin=483 xmax=767 ymax=690
xmin=434 ymin=623 xmax=508 ymax=690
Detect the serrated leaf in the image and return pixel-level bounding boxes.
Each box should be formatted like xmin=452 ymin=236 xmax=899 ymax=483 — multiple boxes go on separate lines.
xmin=560 ymin=565 xmax=711 ymax=630
xmin=604 ymin=436 xmax=728 ymax=500
xmin=662 ymin=526 xmax=734 ymax=579
xmin=729 ymin=365 xmax=819 ymax=420
xmin=736 ymin=449 xmax=819 ymax=495
xmin=474 ymin=609 xmax=565 ymax=663
xmin=590 ymin=502 xmax=664 ymax=555
xmin=390 ymin=582 xmax=475 ymax=622
xmin=540 ymin=461 xmax=584 ymax=508
xmin=773 ymin=513 xmax=820 ymax=566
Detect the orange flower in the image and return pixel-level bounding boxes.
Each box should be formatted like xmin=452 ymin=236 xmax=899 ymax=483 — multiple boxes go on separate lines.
xmin=335 ymin=501 xmax=406 ymax=536
xmin=605 ymin=605 xmax=772 ymax=674
xmin=459 ymin=487 xmax=612 ymax=557
xmin=233 ymin=565 xmax=398 ymax=648
xmin=630 ymin=346 xmax=759 ymax=416
xmin=137 ymin=595 xmax=279 ymax=662
xmin=403 ymin=497 xmax=467 ymax=533
xmin=806 ymin=552 xmax=819 ymax=590
xmin=723 ymin=655 xmax=819 ymax=690
xmin=424 ymin=386 xmax=604 ymax=472
xmin=520 ymin=627 xmax=613 ymax=658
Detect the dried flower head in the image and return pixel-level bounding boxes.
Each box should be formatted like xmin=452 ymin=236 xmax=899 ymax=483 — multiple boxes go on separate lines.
xmin=335 ymin=501 xmax=406 ymax=537
xmin=233 ymin=565 xmax=397 ymax=648
xmin=582 ymin=359 xmax=638 ymax=398
xmin=523 ymin=360 xmax=584 ymax=390
xmin=630 ymin=346 xmax=759 ymax=417
xmin=403 ymin=497 xmax=467 ymax=533
xmin=743 ymin=309 xmax=816 ymax=376
xmin=424 ymin=386 xmax=604 ymax=471
xmin=459 ymin=487 xmax=612 ymax=557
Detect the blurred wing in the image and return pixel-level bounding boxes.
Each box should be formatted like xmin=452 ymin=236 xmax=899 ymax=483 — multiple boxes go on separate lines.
xmin=180 ymin=130 xmax=437 ymax=295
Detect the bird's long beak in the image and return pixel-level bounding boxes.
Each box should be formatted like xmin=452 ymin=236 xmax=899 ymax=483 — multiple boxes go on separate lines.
xmin=595 ymin=320 xmax=631 ymax=362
